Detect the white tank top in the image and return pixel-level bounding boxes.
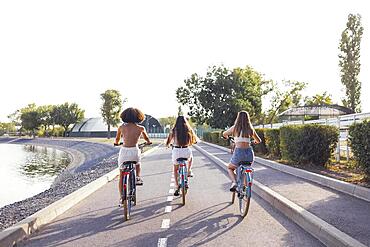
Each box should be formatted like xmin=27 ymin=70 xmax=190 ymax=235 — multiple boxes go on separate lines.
xmin=234 ymin=131 xmax=251 ymax=143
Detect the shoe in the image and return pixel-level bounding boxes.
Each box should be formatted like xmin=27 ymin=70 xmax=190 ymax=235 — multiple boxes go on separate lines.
xmin=119 ymin=196 xmax=124 ymax=207
xmin=185 ymin=182 xmax=189 ymax=189
xmin=188 ymin=170 xmax=194 ymax=177
xmin=174 ymin=187 xmax=180 ymax=196
xmin=136 ymin=177 xmax=143 ymax=186
xmin=230 ymin=182 xmax=237 ymax=192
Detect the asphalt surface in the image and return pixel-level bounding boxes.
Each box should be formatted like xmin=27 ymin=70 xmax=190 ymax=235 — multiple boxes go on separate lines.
xmin=197 ymin=142 xmax=370 ymax=246
xmin=20 ymin=146 xmax=322 ymax=247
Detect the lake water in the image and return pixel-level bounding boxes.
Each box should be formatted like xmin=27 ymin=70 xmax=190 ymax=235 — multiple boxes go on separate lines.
xmin=0 ymin=144 xmax=71 ymax=208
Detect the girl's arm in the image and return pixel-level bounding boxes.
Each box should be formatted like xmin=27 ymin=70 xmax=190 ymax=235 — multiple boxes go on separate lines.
xmin=141 ymin=127 xmax=152 ymax=144
xmin=222 ymin=126 xmax=234 ymax=138
xmin=166 ymin=131 xmax=173 ymax=147
xmin=252 ymin=128 xmax=262 ymax=144
xmin=114 ymin=126 xmax=122 ymax=145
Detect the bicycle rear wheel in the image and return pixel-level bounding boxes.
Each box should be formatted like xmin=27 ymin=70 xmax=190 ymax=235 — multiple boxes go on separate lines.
xmin=239 ymin=175 xmax=251 ymax=218
xmin=231 ymin=191 xmax=236 ymax=204
xmin=123 ymin=174 xmax=131 ymax=220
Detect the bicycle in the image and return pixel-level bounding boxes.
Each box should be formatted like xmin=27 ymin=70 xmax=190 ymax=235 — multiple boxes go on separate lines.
xmin=114 ymin=142 xmax=151 ymax=220
xmin=176 ymin=157 xmax=189 ymax=205
xmin=231 ymin=160 xmax=254 ymax=217
xmin=223 ymin=136 xmax=254 ymax=218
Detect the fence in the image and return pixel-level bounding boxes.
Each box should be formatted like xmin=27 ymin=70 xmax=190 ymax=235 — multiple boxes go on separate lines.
xmin=254 ymin=112 xmax=370 ymax=162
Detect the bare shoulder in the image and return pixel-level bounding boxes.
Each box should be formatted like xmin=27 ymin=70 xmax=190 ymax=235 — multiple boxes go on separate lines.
xmin=137 ymin=124 xmax=145 ymax=132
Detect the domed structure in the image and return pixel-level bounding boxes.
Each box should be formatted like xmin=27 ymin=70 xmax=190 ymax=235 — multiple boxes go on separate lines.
xmin=69 ymin=115 xmax=163 ymax=137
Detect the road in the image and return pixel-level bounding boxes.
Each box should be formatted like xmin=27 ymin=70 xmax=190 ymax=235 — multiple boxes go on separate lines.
xmin=20 ymin=146 xmax=322 ymax=247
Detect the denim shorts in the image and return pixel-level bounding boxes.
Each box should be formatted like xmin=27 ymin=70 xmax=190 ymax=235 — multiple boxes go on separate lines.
xmin=230 ymin=147 xmax=254 ymax=165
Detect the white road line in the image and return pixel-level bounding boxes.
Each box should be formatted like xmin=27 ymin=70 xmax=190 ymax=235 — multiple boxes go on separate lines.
xmin=170 ymin=183 xmax=175 ymax=187
xmin=165 ymin=206 xmax=172 ymax=213
xmin=169 ymin=188 xmax=174 ymax=194
xmin=157 ymin=238 xmax=168 ymax=247
xmin=167 ymin=196 xmax=173 ymax=202
xmin=171 ymin=178 xmax=175 ymax=182
xmin=161 ymin=219 xmax=170 ymax=229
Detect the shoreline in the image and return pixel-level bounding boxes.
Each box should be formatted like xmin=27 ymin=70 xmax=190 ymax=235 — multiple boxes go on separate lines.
xmin=0 ymin=138 xmax=119 ymax=231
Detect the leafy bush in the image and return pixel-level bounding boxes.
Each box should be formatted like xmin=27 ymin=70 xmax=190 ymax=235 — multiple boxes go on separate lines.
xmin=252 ymin=128 xmax=268 ymax=154
xmin=280 ymin=124 xmax=338 ymax=166
xmin=349 ymin=120 xmax=370 ymax=176
xmin=265 ymin=128 xmax=281 ymax=158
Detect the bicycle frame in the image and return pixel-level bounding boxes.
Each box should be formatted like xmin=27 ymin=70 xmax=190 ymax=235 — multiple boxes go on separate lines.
xmin=236 ymin=164 xmax=254 ymax=198
xmin=120 ymin=162 xmax=136 ymax=220
xmin=177 ymin=161 xmax=188 ymax=188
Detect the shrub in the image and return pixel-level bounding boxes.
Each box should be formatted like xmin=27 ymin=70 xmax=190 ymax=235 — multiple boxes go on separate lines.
xmin=203 ymin=132 xmax=211 ymax=142
xmin=349 ymin=120 xmax=370 ymax=176
xmin=265 ymin=128 xmax=281 ymax=158
xmin=280 ymin=124 xmax=338 ymax=166
xmin=252 ymin=128 xmax=268 ymax=154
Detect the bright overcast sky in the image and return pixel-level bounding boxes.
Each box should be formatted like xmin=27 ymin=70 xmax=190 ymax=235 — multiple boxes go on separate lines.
xmin=0 ymin=0 xmax=369 ymax=122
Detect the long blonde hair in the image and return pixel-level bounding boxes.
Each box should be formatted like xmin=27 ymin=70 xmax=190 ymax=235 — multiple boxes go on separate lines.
xmin=233 ymin=111 xmax=253 ymax=137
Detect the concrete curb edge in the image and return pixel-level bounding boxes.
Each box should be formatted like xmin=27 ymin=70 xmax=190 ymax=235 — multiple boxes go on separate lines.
xmin=193 ymin=144 xmax=366 ymax=247
xmin=0 ymin=144 xmax=161 ymax=247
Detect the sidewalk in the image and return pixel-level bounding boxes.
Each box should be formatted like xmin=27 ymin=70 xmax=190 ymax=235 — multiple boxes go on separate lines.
xmin=197 ymin=142 xmax=370 ymax=247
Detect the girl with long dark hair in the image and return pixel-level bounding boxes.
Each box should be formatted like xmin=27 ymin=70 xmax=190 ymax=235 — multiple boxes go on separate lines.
xmin=222 ymin=111 xmax=261 ymax=191
xmin=166 ymin=116 xmax=197 ymax=196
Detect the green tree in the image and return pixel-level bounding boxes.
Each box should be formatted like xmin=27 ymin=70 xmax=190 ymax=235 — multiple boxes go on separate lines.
xmin=100 ymin=89 xmax=123 ymax=139
xmin=177 ymin=65 xmax=271 ymax=128
xmin=159 ymin=116 xmax=176 ymax=132
xmin=55 ymin=103 xmax=85 ymax=137
xmin=0 ymin=122 xmax=16 ymax=136
xmin=339 ymin=14 xmax=363 ymax=113
xmin=19 ymin=104 xmax=42 ymax=137
xmin=304 ymin=92 xmax=333 ymax=106
xmin=266 ymin=80 xmax=306 ymax=124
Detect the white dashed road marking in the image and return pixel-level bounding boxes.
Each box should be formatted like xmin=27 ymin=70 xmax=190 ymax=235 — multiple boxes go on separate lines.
xmin=169 ymin=188 xmax=174 ymax=194
xmin=161 ymin=219 xmax=170 ymax=229
xmin=165 ymin=206 xmax=172 ymax=213
xmin=167 ymin=196 xmax=173 ymax=202
xmin=170 ymin=183 xmax=175 ymax=187
xmin=157 ymin=238 xmax=168 ymax=247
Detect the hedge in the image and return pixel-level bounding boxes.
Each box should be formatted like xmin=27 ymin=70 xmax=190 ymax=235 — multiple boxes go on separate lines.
xmin=280 ymin=124 xmax=338 ymax=166
xmin=203 ymin=131 xmax=229 ymax=147
xmin=252 ymin=128 xmax=268 ymax=154
xmin=265 ymin=128 xmax=281 ymax=158
xmin=349 ymin=120 xmax=370 ymax=176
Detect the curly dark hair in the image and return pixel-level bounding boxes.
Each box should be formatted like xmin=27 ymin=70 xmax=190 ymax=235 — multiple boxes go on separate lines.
xmin=120 ymin=107 xmax=145 ymax=123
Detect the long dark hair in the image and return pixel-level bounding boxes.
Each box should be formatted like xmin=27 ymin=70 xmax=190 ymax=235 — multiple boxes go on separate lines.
xmin=233 ymin=111 xmax=253 ymax=137
xmin=172 ymin=116 xmax=196 ymax=146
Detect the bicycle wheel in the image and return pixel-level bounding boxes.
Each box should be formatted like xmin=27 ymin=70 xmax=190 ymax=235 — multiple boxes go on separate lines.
xmin=239 ymin=174 xmax=251 ymax=218
xmin=231 ymin=191 xmax=236 ymax=204
xmin=123 ymin=174 xmax=131 ymax=220
xmin=130 ymin=171 xmax=137 ymax=206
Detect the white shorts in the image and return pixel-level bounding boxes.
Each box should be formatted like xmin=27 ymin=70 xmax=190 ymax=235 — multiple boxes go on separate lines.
xmin=118 ymin=146 xmax=141 ymax=169
xmin=171 ymin=147 xmax=193 ymax=164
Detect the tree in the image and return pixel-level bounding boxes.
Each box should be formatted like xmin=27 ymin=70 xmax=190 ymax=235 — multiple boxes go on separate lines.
xmin=266 ymin=80 xmax=306 ymax=124
xmin=176 ymin=65 xmax=272 ymax=128
xmin=159 ymin=116 xmax=176 ymax=132
xmin=0 ymin=122 xmax=16 ymax=136
xmin=55 ymin=103 xmax=85 ymax=137
xmin=100 ymin=89 xmax=123 ymax=139
xmin=19 ymin=104 xmax=42 ymax=137
xmin=304 ymin=92 xmax=333 ymax=106
xmin=339 ymin=14 xmax=363 ymax=113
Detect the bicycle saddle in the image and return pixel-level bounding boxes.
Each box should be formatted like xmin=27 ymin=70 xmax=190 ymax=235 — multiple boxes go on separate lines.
xmin=176 ymin=158 xmax=188 ymax=162
xmin=122 ymin=161 xmax=137 ymax=165
xmin=238 ymin=161 xmax=252 ymax=166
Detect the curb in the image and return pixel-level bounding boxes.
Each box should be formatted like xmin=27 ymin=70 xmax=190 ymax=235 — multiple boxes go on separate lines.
xmin=0 ymin=144 xmax=161 ymax=247
xmin=193 ymin=144 xmax=366 ymax=247
xmin=202 ymin=141 xmax=370 ymax=203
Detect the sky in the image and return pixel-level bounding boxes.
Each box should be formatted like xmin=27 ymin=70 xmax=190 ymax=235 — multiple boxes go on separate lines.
xmin=0 ymin=0 xmax=369 ymax=122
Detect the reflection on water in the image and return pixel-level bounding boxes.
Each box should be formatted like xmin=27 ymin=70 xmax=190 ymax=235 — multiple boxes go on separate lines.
xmin=0 ymin=144 xmax=71 ymax=207
xmin=21 ymin=145 xmax=71 ymax=178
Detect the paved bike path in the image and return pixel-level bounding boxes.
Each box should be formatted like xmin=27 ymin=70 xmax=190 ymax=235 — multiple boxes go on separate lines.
xmin=197 ymin=142 xmax=370 ymax=246
xmin=19 ymin=147 xmax=321 ymax=247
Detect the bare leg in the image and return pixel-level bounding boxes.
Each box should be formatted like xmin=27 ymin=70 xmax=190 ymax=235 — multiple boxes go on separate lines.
xmin=135 ymin=163 xmax=141 ymax=177
xmin=188 ymin=156 xmax=193 ymax=173
xmin=228 ymin=163 xmax=237 ymax=183
xmin=174 ymin=164 xmax=179 ymax=187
